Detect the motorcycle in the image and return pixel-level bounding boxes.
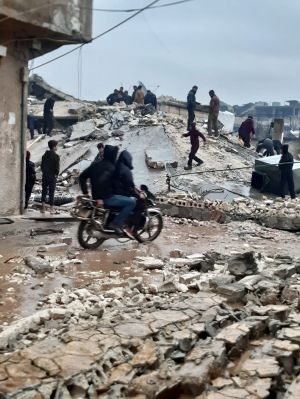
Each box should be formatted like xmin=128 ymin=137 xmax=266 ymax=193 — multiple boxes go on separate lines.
xmin=71 ymin=185 xmax=163 ymax=249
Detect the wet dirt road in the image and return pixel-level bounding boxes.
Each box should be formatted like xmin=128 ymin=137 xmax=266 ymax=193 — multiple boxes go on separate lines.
xmin=0 ymin=215 xmax=299 ymax=326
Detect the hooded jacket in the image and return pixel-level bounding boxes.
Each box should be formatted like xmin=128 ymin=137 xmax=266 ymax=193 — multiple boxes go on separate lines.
xmin=41 ymin=150 xmax=60 ymax=177
xmin=183 ymin=126 xmax=206 ymax=149
xmin=79 ymin=145 xmax=119 ymax=200
xmin=279 ymin=145 xmax=294 ymax=173
xmin=114 ymin=150 xmax=135 ymax=197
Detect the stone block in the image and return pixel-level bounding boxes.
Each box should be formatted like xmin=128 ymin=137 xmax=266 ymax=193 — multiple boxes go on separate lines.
xmin=227 ymin=251 xmax=258 ymax=278
xmin=216 ymin=283 xmax=246 ymax=302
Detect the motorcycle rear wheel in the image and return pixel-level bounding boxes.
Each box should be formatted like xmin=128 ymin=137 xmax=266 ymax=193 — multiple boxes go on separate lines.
xmin=77 ymin=220 xmax=105 ymax=249
xmin=135 ymin=211 xmax=163 ymax=243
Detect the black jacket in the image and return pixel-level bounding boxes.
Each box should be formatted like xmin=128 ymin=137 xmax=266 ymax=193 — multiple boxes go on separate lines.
xmin=107 ymin=93 xmax=119 ymax=105
xmin=114 ymin=150 xmax=135 ymax=197
xmin=26 ymin=160 xmax=36 ymax=185
xmin=279 ymin=151 xmax=294 ymax=172
xmin=41 ymin=150 xmax=60 ymax=177
xmin=43 ymin=98 xmax=55 ymax=116
xmin=79 ymin=145 xmax=119 ymax=200
xmin=187 ymin=90 xmax=196 ymax=110
xmin=144 ymin=92 xmax=157 ymax=109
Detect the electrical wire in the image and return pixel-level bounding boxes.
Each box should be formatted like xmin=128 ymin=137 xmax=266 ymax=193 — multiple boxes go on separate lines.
xmin=30 ymin=0 xmax=161 ymax=71
xmin=90 ymin=0 xmax=196 ymax=13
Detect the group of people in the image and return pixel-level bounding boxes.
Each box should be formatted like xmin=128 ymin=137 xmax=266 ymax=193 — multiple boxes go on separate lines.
xmin=186 ymin=85 xmax=220 ymax=136
xmin=106 ymin=85 xmax=157 ymax=108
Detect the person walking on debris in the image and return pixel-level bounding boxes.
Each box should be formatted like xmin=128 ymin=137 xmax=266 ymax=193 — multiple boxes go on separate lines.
xmin=279 ymin=144 xmax=295 ymax=199
xmin=107 ymin=89 xmax=119 ymax=105
xmin=24 ymin=151 xmax=36 ymax=209
xmin=256 ymin=138 xmax=275 ymax=157
xmin=79 ymin=145 xmax=136 ymax=237
xmin=134 ymin=85 xmax=145 ymax=104
xmin=27 ymin=112 xmax=42 ymax=140
xmin=182 ymin=122 xmax=206 ymax=170
xmin=144 ymin=90 xmax=157 ymax=109
xmin=43 ymin=95 xmax=55 ymax=136
xmin=238 ymin=115 xmax=255 ymax=148
xmin=186 ymin=85 xmax=198 ymax=129
xmin=208 ymin=90 xmax=220 ymax=137
xmin=93 ymin=143 xmax=104 ymax=163
xmin=41 ymin=140 xmax=60 ymax=214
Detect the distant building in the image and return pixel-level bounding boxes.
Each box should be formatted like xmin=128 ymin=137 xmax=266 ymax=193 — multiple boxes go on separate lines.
xmin=234 ymin=100 xmax=300 ymax=139
xmin=0 ymin=0 xmax=93 ymax=215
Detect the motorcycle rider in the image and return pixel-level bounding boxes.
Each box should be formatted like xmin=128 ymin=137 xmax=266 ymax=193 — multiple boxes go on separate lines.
xmin=79 ymin=145 xmax=136 ymax=236
xmin=114 ymin=150 xmax=142 ymax=238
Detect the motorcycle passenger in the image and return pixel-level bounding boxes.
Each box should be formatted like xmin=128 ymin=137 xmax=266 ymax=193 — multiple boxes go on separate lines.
xmin=113 ymin=150 xmax=141 ymax=238
xmin=79 ymin=145 xmax=136 ymax=236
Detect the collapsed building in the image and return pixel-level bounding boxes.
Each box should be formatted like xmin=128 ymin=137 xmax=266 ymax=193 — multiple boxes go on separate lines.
xmin=0 ymin=0 xmax=93 ymax=216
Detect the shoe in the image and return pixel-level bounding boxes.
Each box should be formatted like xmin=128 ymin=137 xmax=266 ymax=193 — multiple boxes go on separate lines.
xmin=123 ymin=227 xmax=136 ymax=240
xmin=184 ymin=166 xmax=192 ymax=170
xmin=40 ymin=204 xmax=46 ymax=213
xmin=196 ymin=160 xmax=204 ymax=166
xmin=107 ymin=223 xmax=123 ymax=235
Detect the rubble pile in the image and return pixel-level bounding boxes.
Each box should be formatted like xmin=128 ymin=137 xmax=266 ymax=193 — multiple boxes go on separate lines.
xmin=158 ymin=193 xmax=300 ymax=231
xmin=1 ymin=248 xmax=300 ymax=397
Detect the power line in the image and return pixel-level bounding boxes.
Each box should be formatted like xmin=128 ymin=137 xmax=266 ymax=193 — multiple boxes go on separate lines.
xmin=90 ymin=0 xmax=196 ymax=13
xmin=30 ymin=0 xmax=161 ymax=71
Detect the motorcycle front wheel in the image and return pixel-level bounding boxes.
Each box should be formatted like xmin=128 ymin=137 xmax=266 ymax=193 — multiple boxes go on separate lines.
xmin=135 ymin=211 xmax=163 ymax=243
xmin=77 ymin=220 xmax=105 ymax=249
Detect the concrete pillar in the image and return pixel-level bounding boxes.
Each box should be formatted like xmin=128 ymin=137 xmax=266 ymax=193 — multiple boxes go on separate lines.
xmin=272 ymin=118 xmax=284 ymax=143
xmin=0 ymin=47 xmax=28 ymax=215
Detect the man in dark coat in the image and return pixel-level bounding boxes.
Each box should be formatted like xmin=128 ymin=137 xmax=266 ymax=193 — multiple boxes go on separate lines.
xmin=131 ymin=85 xmax=138 ymax=103
xmin=107 ymin=89 xmax=119 ymax=105
xmin=256 ymin=138 xmax=275 ymax=157
xmin=79 ymin=146 xmax=136 ymax=236
xmin=43 ymin=96 xmax=55 ymax=136
xmin=144 ymin=90 xmax=157 ymax=109
xmin=182 ymin=122 xmax=206 ymax=170
xmin=122 ymin=90 xmax=132 ymax=105
xmin=279 ymin=144 xmax=295 ymax=199
xmin=238 ymin=116 xmax=256 ymax=148
xmin=25 ymin=151 xmax=36 ymax=209
xmin=41 ymin=140 xmax=60 ymax=214
xmin=186 ymin=85 xmax=198 ymax=129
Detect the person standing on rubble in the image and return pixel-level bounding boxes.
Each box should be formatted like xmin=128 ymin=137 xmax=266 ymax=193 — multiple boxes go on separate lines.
xmin=107 ymin=89 xmax=119 ymax=105
xmin=41 ymin=140 xmax=60 ymax=214
xmin=79 ymin=145 xmax=136 ymax=237
xmin=123 ymin=90 xmax=132 ymax=105
xmin=131 ymin=85 xmax=138 ymax=102
xmin=144 ymin=90 xmax=157 ymax=109
xmin=238 ymin=116 xmax=256 ymax=148
xmin=134 ymin=85 xmax=145 ymax=104
xmin=182 ymin=122 xmax=207 ymax=170
xmin=43 ymin=95 xmax=55 ymax=136
xmin=208 ymin=90 xmax=220 ymax=137
xmin=24 ymin=151 xmax=36 ymax=209
xmin=186 ymin=85 xmax=198 ymax=129
xmin=279 ymin=144 xmax=295 ymax=199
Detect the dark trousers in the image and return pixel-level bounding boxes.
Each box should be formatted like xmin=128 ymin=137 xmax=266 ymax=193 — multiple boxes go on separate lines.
xmin=273 ymin=140 xmax=282 ymax=155
xmin=281 ymin=171 xmax=295 ymax=199
xmin=187 ymin=108 xmax=195 ymax=129
xmin=25 ymin=182 xmax=35 ymax=209
xmin=240 ymin=133 xmax=251 ymax=148
xmin=188 ymin=144 xmax=202 ymax=167
xmin=208 ymin=113 xmax=219 ymax=136
xmin=43 ymin=115 xmax=54 ymax=136
xmin=42 ymin=175 xmax=57 ymax=206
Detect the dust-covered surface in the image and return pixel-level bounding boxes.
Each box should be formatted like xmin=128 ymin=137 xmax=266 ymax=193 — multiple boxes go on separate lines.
xmin=1 ymin=95 xmax=300 ymax=397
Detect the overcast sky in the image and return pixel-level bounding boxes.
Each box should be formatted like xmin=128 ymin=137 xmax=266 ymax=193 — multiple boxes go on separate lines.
xmin=32 ymin=0 xmax=300 ymax=105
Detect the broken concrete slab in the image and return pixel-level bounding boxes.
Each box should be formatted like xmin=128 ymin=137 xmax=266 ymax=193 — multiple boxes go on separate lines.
xmin=69 ymin=120 xmax=96 ymax=141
